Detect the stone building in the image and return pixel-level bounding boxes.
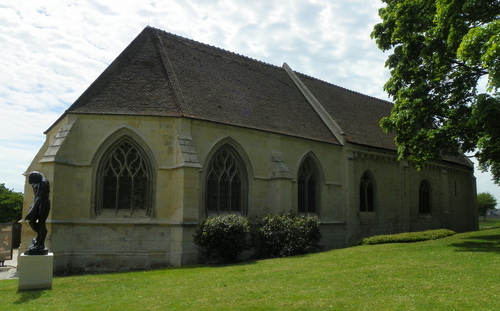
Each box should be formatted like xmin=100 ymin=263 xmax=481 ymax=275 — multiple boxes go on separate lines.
xmin=23 ymin=27 xmax=477 ymax=274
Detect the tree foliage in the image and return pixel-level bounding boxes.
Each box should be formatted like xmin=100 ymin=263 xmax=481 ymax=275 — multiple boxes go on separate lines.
xmin=477 ymin=192 xmax=497 ymax=219
xmin=0 ymin=183 xmax=23 ymax=223
xmin=372 ymin=0 xmax=500 ymax=183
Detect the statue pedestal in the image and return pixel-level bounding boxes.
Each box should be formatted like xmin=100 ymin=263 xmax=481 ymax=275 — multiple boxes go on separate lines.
xmin=18 ymin=253 xmax=53 ymax=290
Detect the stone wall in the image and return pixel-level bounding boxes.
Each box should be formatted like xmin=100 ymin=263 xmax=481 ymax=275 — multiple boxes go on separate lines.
xmin=21 ymin=113 xmax=477 ymax=273
xmin=49 ymin=222 xmax=174 ymax=274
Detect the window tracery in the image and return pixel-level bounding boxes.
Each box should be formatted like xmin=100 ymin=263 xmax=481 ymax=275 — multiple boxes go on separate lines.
xmin=96 ymin=138 xmax=152 ymax=216
xmin=206 ymin=146 xmax=247 ymax=215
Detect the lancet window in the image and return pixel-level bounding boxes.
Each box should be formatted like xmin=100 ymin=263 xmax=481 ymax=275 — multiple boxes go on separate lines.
xmin=206 ymin=145 xmax=247 ymax=215
xmin=298 ymin=156 xmax=319 ymax=214
xmin=96 ymin=138 xmax=152 ymax=216
xmin=359 ymin=171 xmax=375 ymax=212
xmin=419 ymin=179 xmax=432 ymax=214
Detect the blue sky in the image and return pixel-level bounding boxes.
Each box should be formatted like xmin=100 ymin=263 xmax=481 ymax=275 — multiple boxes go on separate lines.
xmin=1 ymin=0 xmax=498 ymax=203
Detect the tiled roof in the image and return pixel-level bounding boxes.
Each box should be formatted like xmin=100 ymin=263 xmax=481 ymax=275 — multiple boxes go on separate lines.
xmin=63 ymin=26 xmax=471 ymax=167
xmin=67 ymin=29 xmax=182 ymax=117
xmin=67 ymin=27 xmax=339 ymax=144
xmin=298 ymin=74 xmax=396 ymax=150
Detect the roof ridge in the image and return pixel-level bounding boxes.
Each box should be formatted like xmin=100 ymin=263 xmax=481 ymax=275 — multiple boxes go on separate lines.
xmin=293 ymin=68 xmax=392 ymax=105
xmin=147 ymin=26 xmax=285 ymax=73
xmin=146 ymin=27 xmax=391 ymax=106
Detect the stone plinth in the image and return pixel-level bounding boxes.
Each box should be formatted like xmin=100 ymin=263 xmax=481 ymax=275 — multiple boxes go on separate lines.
xmin=18 ymin=253 xmax=53 ymax=290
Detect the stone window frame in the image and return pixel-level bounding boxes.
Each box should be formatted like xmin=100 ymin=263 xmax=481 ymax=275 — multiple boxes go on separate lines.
xmin=297 ymin=155 xmax=320 ymax=215
xmin=205 ymin=144 xmax=248 ymax=216
xmin=418 ymin=179 xmax=432 ymax=215
xmin=359 ymin=170 xmax=376 ymax=212
xmin=95 ymin=136 xmax=154 ymax=217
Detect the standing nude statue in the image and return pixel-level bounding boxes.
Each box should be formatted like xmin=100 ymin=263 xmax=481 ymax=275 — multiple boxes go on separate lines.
xmin=24 ymin=171 xmax=51 ymax=255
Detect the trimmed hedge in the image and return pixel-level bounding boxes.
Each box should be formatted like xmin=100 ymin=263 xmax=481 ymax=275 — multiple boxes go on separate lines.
xmin=194 ymin=214 xmax=251 ymax=263
xmin=194 ymin=213 xmax=322 ymax=263
xmin=356 ymin=229 xmax=456 ymax=245
xmin=252 ymin=212 xmax=322 ymax=258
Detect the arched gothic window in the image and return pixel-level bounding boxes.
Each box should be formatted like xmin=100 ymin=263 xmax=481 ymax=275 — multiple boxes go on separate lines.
xmin=96 ymin=138 xmax=153 ymax=216
xmin=359 ymin=171 xmax=375 ymax=212
xmin=206 ymin=145 xmax=247 ymax=215
xmin=419 ymin=179 xmax=431 ymax=214
xmin=298 ymin=156 xmax=319 ymax=214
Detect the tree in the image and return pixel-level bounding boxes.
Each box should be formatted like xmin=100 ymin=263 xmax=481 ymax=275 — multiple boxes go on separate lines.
xmin=477 ymin=192 xmax=497 ymax=220
xmin=371 ymin=0 xmax=500 ymax=183
xmin=0 ymin=184 xmax=23 ymax=223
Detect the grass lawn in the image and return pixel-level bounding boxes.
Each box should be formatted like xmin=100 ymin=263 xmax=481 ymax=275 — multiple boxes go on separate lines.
xmin=1 ymin=228 xmax=499 ymax=311
xmin=479 ymin=216 xmax=500 ymax=229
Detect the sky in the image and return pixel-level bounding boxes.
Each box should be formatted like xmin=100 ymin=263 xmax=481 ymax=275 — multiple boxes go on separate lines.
xmin=1 ymin=0 xmax=499 ymax=203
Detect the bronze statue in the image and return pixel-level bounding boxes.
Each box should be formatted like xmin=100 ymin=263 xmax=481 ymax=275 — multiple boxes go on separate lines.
xmin=24 ymin=171 xmax=51 ymax=255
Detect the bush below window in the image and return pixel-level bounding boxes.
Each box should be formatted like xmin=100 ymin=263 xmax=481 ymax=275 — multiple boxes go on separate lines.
xmin=194 ymin=213 xmax=322 ymax=263
xmin=194 ymin=214 xmax=251 ymax=263
xmin=251 ymin=212 xmax=322 ymax=258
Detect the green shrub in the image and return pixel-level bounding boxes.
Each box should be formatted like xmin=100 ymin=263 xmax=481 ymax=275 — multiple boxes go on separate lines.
xmin=356 ymin=229 xmax=456 ymax=245
xmin=252 ymin=212 xmax=321 ymax=258
xmin=194 ymin=214 xmax=251 ymax=263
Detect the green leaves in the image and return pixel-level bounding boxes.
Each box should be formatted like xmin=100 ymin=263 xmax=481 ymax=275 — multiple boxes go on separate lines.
xmin=0 ymin=183 xmax=23 ymax=223
xmin=469 ymin=93 xmax=500 ymax=180
xmin=458 ymin=20 xmax=500 ymax=91
xmin=252 ymin=213 xmax=321 ymax=258
xmin=372 ymin=0 xmax=500 ymax=182
xmin=477 ymin=192 xmax=497 ymax=218
xmin=194 ymin=214 xmax=251 ymax=263
xmin=194 ymin=213 xmax=322 ymax=263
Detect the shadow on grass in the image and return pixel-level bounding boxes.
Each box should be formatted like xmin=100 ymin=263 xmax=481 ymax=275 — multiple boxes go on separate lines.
xmin=450 ymin=233 xmax=500 ymax=254
xmin=15 ymin=289 xmax=47 ymax=304
xmin=54 ymin=257 xmax=261 ymax=278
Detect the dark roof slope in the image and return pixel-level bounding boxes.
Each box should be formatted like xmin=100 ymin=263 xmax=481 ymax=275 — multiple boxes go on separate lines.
xmin=298 ymin=74 xmax=396 ymax=150
xmin=61 ymin=26 xmax=471 ymax=168
xmin=68 ymin=29 xmax=181 ymax=116
xmin=67 ymin=27 xmax=339 ymax=144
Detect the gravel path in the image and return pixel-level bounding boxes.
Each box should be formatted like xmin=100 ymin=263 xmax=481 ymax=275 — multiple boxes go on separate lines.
xmin=0 ymin=249 xmax=18 ymax=280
